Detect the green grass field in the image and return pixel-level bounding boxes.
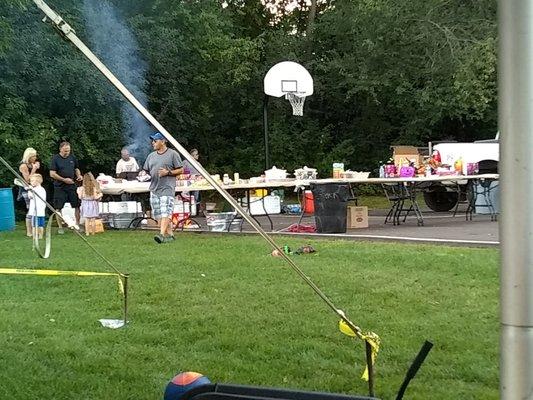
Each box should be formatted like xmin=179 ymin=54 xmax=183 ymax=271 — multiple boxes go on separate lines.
xmin=0 ymin=228 xmax=498 ymax=400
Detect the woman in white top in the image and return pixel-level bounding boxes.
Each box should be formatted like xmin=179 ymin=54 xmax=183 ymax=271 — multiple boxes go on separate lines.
xmin=19 ymin=147 xmax=41 ymax=236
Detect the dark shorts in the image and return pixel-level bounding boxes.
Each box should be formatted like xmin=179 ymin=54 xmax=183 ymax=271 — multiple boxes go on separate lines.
xmin=53 ymin=185 xmax=80 ymax=209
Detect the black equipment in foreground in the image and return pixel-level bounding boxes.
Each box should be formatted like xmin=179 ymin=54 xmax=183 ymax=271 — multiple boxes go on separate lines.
xmin=182 ymin=384 xmax=378 ymax=400
xmin=178 ymin=340 xmax=433 ymax=400
xmin=395 ymin=340 xmax=434 ymax=400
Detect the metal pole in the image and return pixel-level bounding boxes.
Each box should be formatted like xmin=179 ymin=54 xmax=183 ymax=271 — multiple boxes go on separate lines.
xmin=365 ymin=341 xmax=375 ymax=397
xmin=123 ymin=274 xmax=129 ymax=326
xmin=263 ymin=95 xmax=270 ymax=170
xmin=499 ymin=1 xmax=533 ymax=398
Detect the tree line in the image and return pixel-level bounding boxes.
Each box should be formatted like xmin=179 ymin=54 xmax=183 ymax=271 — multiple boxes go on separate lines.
xmin=0 ymin=0 xmax=497 ymax=186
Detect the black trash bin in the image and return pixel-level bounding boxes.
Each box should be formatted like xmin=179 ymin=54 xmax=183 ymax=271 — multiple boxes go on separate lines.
xmin=311 ymin=183 xmax=352 ymax=233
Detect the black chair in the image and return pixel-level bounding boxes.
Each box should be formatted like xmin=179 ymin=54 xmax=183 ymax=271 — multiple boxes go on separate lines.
xmin=182 ymin=383 xmax=378 ymax=400
xmin=172 ymin=193 xmax=202 ymax=231
xmin=382 ymin=183 xmax=423 ymax=226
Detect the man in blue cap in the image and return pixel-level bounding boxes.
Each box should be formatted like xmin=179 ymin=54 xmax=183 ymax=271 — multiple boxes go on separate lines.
xmin=142 ymin=132 xmax=183 ymax=243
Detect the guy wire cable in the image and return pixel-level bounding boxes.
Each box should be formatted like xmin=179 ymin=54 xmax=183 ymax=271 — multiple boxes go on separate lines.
xmin=31 ymin=1 xmax=379 ymax=393
xmin=0 ymin=154 xmax=125 ymax=278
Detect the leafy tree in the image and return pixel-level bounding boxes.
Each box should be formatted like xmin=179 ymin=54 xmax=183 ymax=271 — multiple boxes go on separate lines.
xmin=0 ymin=0 xmax=498 ymax=184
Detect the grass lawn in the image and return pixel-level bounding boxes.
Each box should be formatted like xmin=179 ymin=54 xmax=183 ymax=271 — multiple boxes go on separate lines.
xmin=0 ymin=227 xmax=498 ymax=400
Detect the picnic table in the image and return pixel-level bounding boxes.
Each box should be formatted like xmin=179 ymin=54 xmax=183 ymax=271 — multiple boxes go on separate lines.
xmin=98 ymin=174 xmax=499 ymax=230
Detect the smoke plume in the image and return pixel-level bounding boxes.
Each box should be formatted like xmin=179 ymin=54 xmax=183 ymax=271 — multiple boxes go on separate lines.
xmin=82 ymin=0 xmax=152 ymax=162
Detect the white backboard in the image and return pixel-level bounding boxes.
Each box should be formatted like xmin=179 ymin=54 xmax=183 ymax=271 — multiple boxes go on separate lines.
xmin=264 ymin=61 xmax=314 ymax=98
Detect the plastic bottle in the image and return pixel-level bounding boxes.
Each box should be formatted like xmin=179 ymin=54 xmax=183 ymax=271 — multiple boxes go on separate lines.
xmin=223 ymin=174 xmax=230 ymax=185
xmin=379 ymin=162 xmax=385 ymax=178
xmin=425 ymin=163 xmax=432 ymax=177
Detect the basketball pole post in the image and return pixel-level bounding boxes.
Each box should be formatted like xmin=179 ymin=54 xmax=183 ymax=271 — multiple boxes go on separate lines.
xmin=263 ymin=95 xmax=270 ymax=170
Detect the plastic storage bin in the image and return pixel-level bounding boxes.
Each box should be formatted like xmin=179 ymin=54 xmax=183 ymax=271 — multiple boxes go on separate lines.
xmin=205 ymin=212 xmax=242 ymax=232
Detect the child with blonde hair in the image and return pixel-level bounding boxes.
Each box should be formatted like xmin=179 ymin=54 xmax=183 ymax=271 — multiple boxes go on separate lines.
xmin=77 ymin=172 xmax=102 ymax=236
xmin=27 ymin=173 xmax=47 ymax=239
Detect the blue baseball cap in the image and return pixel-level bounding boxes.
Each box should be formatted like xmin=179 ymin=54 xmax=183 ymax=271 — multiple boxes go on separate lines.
xmin=149 ymin=132 xmax=166 ymax=141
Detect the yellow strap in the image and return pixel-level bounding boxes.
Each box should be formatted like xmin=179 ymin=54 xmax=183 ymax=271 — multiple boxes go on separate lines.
xmin=339 ymin=319 xmax=381 ymax=381
xmin=117 ymin=276 xmax=125 ymax=295
xmin=32 ymin=214 xmax=54 ymax=259
xmin=360 ymin=331 xmax=380 ymax=381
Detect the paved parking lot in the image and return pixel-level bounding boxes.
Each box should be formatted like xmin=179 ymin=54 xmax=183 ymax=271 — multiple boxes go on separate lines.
xmin=185 ymin=206 xmax=499 ymax=247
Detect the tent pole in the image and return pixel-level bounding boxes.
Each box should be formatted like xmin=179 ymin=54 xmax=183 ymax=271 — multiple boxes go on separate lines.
xmin=499 ymin=1 xmax=533 ymax=398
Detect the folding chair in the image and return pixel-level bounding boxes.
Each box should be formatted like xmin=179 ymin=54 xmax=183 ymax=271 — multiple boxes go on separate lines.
xmin=382 ymin=183 xmax=423 ymax=226
xmin=172 ymin=193 xmax=202 ymax=231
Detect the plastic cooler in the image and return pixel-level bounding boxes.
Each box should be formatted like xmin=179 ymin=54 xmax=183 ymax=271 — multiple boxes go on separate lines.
xmin=242 ymin=195 xmax=281 ymax=215
xmin=205 ymin=212 xmax=242 ymax=232
xmin=0 ymin=188 xmax=15 ymax=231
xmin=106 ymin=201 xmax=143 ymax=229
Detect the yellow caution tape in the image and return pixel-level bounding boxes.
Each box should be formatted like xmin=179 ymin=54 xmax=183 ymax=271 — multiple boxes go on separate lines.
xmin=0 ymin=268 xmax=124 ymax=296
xmin=0 ymin=268 xmax=118 ymax=277
xmin=339 ymin=319 xmax=381 ymax=382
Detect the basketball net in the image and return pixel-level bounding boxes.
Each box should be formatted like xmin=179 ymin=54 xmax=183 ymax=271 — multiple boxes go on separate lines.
xmin=285 ymin=92 xmax=306 ymax=116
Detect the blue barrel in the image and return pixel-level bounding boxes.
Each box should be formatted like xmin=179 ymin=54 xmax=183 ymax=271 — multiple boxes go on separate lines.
xmin=0 ymin=188 xmax=16 ymax=231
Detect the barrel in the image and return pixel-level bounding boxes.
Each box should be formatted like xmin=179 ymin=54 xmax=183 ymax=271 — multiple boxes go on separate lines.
xmin=0 ymin=188 xmax=16 ymax=231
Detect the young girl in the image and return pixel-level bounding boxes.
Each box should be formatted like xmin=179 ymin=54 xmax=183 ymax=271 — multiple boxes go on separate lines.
xmin=77 ymin=172 xmax=102 ymax=236
xmin=27 ymin=174 xmax=47 ymax=239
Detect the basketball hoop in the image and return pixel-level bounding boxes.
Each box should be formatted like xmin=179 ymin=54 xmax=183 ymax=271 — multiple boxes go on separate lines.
xmin=285 ymin=92 xmax=306 ymax=116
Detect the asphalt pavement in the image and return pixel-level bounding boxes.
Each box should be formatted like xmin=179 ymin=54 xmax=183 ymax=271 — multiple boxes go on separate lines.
xmin=184 ymin=204 xmax=499 ymax=247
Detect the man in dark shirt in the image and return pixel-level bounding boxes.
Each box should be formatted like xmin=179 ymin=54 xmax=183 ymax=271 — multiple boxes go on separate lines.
xmin=49 ymin=141 xmax=83 ymax=233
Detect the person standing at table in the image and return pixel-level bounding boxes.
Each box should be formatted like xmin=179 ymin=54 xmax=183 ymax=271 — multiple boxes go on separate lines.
xmin=18 ymin=147 xmax=41 ymax=236
xmin=116 ymin=147 xmax=140 ymax=201
xmin=142 ymin=132 xmax=183 ymax=243
xmin=115 ymin=147 xmax=139 ymax=177
xmin=182 ymin=148 xmax=202 ymax=206
xmin=49 ymin=141 xmax=83 ymax=233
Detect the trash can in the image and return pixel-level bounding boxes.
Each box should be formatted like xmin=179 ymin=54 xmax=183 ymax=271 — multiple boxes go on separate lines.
xmin=310 ymin=183 xmax=352 ymax=233
xmin=0 ymin=188 xmax=16 ymax=231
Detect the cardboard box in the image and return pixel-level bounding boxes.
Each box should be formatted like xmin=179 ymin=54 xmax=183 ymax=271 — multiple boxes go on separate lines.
xmin=392 ymin=146 xmax=423 ymax=168
xmin=347 ymin=206 xmax=369 ymax=229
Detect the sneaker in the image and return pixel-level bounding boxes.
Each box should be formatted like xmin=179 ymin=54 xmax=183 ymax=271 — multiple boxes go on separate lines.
xmin=57 ymin=229 xmax=65 ymax=235
xmin=154 ymin=234 xmax=165 ymax=243
xmin=167 ymin=235 xmax=175 ymax=242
